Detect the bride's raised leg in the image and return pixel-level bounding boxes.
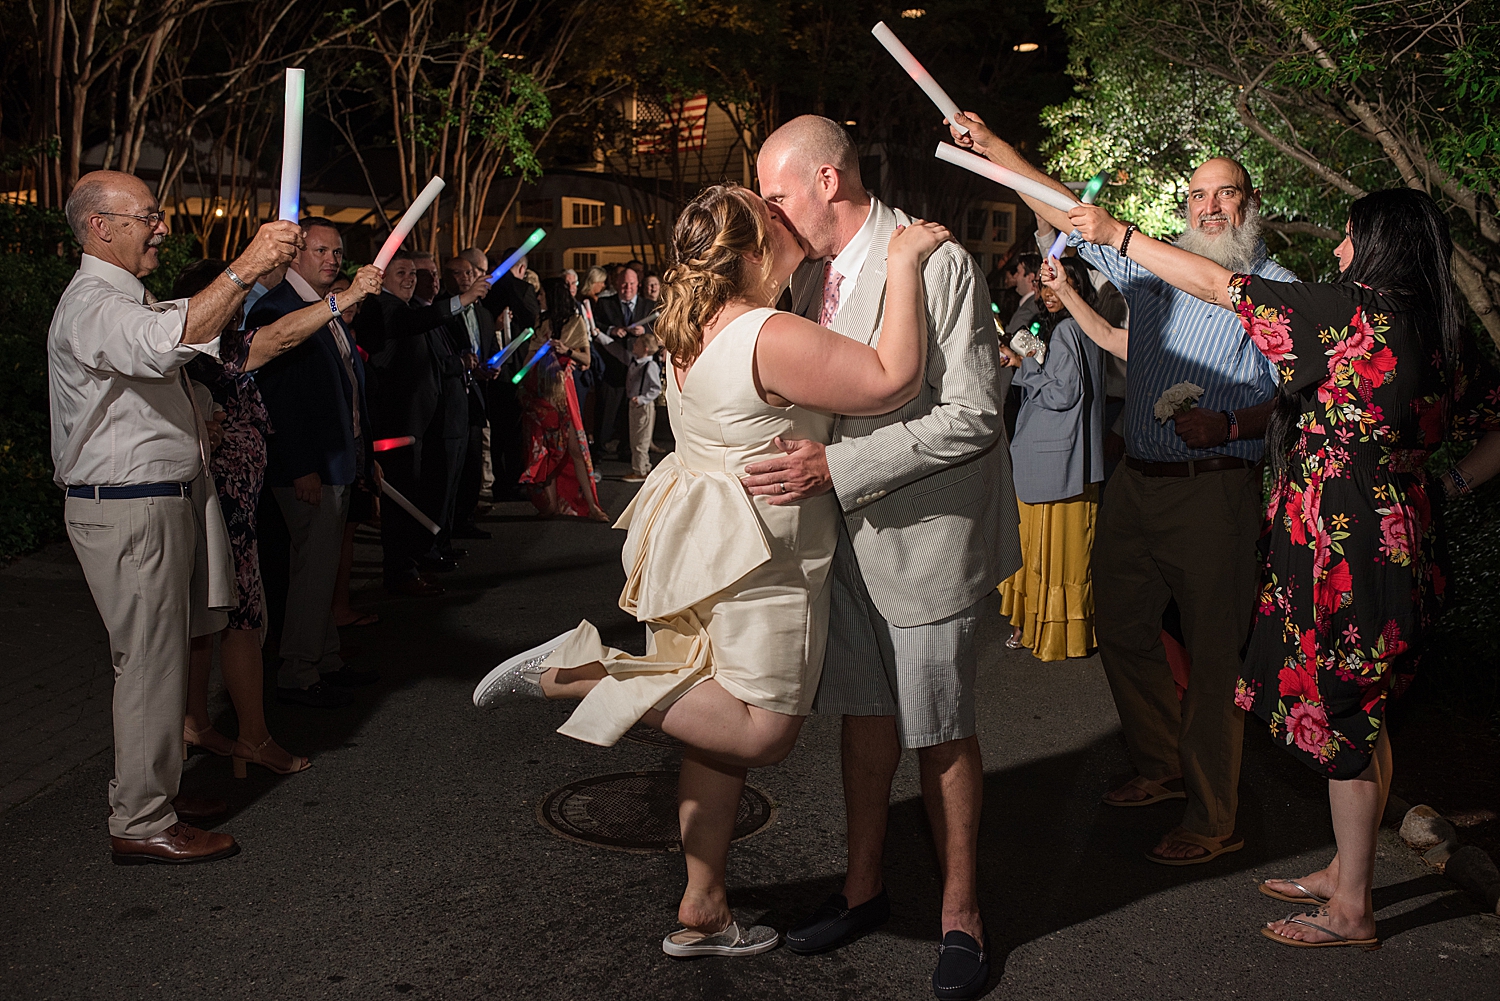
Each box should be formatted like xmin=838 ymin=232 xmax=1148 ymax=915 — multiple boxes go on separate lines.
xmin=539 ymin=663 xmax=606 ymax=698
xmin=646 ymin=679 xmax=804 ymax=769
xmin=676 ymin=749 xmax=744 ymax=933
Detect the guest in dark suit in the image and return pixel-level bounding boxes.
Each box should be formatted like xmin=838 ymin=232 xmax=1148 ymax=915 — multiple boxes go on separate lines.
xmin=442 ymin=254 xmax=498 ymax=539
xmin=246 ymin=217 xmax=378 ymax=709
xmin=590 ymin=264 xmax=656 ymax=458
xmin=482 ymin=247 xmax=539 ymax=498
xmin=355 ymin=250 xmax=491 ymax=594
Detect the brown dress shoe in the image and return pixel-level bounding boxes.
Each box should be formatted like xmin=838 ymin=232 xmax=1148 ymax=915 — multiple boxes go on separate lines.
xmin=171 ymin=793 xmax=227 ymax=822
xmin=111 ymin=823 xmax=240 ymax=866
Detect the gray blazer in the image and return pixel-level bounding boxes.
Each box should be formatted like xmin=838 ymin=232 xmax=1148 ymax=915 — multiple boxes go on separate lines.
xmin=1010 ymin=317 xmax=1106 ymax=505
xmin=790 ymin=199 xmax=1022 ymax=627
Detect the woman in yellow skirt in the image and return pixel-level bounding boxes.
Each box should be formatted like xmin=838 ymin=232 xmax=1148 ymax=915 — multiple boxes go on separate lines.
xmin=999 ymin=256 xmax=1108 ymax=660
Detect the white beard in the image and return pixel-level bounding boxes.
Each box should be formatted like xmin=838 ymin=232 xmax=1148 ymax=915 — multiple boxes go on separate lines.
xmin=1175 ymin=201 xmax=1262 ymax=273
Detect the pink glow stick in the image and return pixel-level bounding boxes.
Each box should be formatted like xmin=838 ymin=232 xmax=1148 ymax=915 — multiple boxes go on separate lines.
xmin=871 ymin=22 xmax=968 ymax=135
xmin=934 ymin=142 xmax=1080 ymax=213
xmin=372 ymin=177 xmax=446 ymax=270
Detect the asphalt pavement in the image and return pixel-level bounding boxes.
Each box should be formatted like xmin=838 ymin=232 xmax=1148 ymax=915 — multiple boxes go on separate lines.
xmin=1 ymin=469 xmax=1496 ymax=1001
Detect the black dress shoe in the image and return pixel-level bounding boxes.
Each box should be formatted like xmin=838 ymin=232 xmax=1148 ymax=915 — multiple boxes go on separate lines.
xmin=440 ymin=546 xmax=469 ymax=559
xmin=932 ymin=930 xmax=989 ymax=1000
xmin=323 ymin=666 xmax=381 ymax=688
xmin=451 ymin=523 xmax=491 ymax=539
xmin=276 ymin=681 xmax=354 ymax=709
xmin=785 ymin=888 xmax=890 ymax=954
xmin=417 ymin=555 xmax=458 ymax=573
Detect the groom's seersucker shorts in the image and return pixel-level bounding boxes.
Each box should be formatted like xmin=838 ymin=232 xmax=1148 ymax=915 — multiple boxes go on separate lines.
xmin=813 ymin=521 xmax=981 ymax=748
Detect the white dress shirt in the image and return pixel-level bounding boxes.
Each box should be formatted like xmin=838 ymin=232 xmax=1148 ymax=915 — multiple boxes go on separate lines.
xmin=825 ymin=202 xmax=876 ymax=319
xmin=48 ymin=254 xmax=220 ymax=487
xmin=283 ymin=268 xmax=363 ymax=440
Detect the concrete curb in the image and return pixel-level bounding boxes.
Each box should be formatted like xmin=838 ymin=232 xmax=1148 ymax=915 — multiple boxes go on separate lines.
xmin=1387 ymin=792 xmax=1500 ymax=916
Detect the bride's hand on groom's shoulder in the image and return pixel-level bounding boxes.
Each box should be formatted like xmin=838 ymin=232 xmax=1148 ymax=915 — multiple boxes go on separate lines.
xmin=889 ymin=220 xmax=953 ymax=265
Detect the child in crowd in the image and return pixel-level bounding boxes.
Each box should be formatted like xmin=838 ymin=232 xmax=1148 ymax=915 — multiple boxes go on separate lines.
xmin=623 ymin=333 xmax=663 ymax=481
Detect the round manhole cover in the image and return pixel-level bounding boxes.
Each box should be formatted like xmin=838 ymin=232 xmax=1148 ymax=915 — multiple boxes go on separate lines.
xmin=538 ymin=771 xmax=774 ymax=853
xmin=622 ymin=724 xmax=683 ymax=749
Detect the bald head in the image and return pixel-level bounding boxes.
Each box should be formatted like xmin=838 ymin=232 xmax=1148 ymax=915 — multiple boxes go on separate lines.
xmin=67 ymin=170 xmax=169 ymax=277
xmin=757 ymin=116 xmax=869 ymax=260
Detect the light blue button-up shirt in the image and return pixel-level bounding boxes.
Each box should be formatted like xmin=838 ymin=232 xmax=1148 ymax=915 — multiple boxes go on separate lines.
xmin=1072 ymin=235 xmax=1298 ymax=462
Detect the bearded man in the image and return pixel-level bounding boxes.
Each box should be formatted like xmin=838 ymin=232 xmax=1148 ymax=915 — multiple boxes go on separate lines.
xmin=951 ymin=112 xmax=1298 ymax=867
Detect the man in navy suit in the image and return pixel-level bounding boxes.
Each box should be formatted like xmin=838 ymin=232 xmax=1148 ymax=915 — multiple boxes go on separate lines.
xmin=590 ymin=264 xmax=656 ymax=458
xmin=246 ymin=217 xmax=379 ymax=709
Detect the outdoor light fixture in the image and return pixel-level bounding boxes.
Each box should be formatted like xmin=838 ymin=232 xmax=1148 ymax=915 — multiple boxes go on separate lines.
xmin=1013 ymin=42 xmax=1040 ymax=52
xmin=901 ymin=7 xmax=926 ymax=16
xmin=844 ymin=120 xmax=858 ymax=126
xmin=214 ymin=207 xmax=224 ymax=217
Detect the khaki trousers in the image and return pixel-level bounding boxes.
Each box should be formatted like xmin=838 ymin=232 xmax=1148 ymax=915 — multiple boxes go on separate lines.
xmin=627 ymin=401 xmax=656 ymax=476
xmin=66 ymin=493 xmax=197 ymax=839
xmin=1092 ymin=463 xmax=1261 ymax=838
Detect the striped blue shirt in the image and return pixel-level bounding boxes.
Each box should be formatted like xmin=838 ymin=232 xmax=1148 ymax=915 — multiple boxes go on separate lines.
xmin=1073 ymin=236 xmax=1298 ymax=462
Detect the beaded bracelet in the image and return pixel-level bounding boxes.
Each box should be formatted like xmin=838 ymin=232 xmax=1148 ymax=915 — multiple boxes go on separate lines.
xmin=1118 ymin=224 xmax=1138 ymax=258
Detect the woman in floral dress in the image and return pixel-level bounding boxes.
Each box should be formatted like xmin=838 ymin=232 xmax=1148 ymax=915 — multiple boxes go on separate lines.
xmin=517 ymin=338 xmax=609 ymax=521
xmin=1071 ymin=188 xmax=1500 ymax=950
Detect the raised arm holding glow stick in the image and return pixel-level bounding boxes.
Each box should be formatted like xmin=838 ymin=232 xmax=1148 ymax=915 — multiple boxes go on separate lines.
xmin=486 ymin=327 xmax=534 ymax=368
xmin=934 ymin=142 xmax=1078 ymax=213
xmin=489 ymin=228 xmax=547 ymax=282
xmin=1046 ymin=172 xmax=1109 ymax=259
xmin=372 ymin=176 xmax=446 ymax=270
xmin=871 ymin=22 xmax=968 ymax=135
xmin=277 ymin=69 xmax=305 ymax=221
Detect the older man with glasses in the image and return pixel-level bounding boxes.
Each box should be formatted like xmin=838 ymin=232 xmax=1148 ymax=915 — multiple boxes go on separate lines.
xmin=49 ymin=170 xmax=299 ymax=865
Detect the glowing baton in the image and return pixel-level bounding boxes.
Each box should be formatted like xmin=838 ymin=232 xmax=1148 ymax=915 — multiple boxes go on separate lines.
xmin=277 ymin=69 xmax=305 ymax=221
xmin=381 ymin=480 xmax=440 ymax=535
xmin=934 ymin=142 xmax=1079 ymax=213
xmin=372 ymin=436 xmax=416 ymax=452
xmin=489 ymin=228 xmax=548 ymax=282
xmin=871 ymin=22 xmax=968 ymax=136
xmin=1046 ymin=171 xmax=1109 ymax=260
xmin=486 ymin=327 xmax=534 ymax=368
xmin=510 ymin=341 xmax=553 ymax=385
xmin=373 ymin=176 xmax=446 ymax=270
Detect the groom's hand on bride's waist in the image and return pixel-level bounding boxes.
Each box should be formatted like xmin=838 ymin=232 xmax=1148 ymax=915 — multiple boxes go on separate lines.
xmin=742 ymin=437 xmax=832 ymax=506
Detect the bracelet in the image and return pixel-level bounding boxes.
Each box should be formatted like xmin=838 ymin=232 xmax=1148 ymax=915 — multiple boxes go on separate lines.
xmin=1222 ymin=409 xmax=1239 ymax=444
xmin=1118 ymin=224 xmax=1138 ymax=258
xmin=1449 ymin=465 xmax=1471 ymax=495
xmin=223 ymin=267 xmax=250 ymax=291
xmin=328 ymin=293 xmax=342 ymax=317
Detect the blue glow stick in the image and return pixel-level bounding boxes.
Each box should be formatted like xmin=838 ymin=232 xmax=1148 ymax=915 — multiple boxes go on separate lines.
xmin=1047 ymin=171 xmax=1108 ymax=260
xmin=489 ymin=228 xmax=547 ymax=282
xmin=486 ymin=327 xmax=535 ymax=368
xmin=510 ymin=341 xmax=553 ymax=385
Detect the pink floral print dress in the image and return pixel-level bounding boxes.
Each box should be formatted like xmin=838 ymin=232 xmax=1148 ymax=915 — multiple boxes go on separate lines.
xmin=1227 ymin=275 xmax=1500 ymax=779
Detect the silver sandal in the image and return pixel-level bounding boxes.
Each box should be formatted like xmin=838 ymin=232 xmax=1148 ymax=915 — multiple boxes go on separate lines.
xmin=1258 ymin=879 xmax=1328 ymax=905
xmin=1261 ymin=910 xmax=1380 ymax=950
xmin=662 ymin=920 xmax=779 ymax=958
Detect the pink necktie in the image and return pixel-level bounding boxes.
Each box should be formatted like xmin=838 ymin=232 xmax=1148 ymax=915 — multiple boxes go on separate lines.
xmin=817 ymin=261 xmax=844 ymax=327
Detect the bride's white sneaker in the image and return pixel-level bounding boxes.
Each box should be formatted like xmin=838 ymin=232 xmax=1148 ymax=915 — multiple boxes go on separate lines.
xmin=472 ymin=630 xmax=574 ymax=707
xmin=661 ymin=920 xmax=779 ymax=958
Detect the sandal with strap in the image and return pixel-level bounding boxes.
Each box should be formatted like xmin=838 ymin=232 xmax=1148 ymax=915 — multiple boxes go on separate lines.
xmin=1103 ymin=774 xmax=1187 ymax=808
xmin=1144 ymin=827 xmax=1245 ymax=866
xmin=1261 ymin=910 xmax=1380 ymax=950
xmin=183 ymin=722 xmax=235 ymax=761
xmin=1259 ymin=879 xmax=1329 ymax=905
xmin=232 ymin=736 xmax=312 ymax=779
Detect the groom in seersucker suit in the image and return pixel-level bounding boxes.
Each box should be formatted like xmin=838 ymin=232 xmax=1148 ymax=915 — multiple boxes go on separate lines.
xmin=744 ymin=115 xmax=1021 ymax=999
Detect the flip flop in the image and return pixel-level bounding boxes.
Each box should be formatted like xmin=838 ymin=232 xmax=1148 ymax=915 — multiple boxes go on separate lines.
xmin=1144 ymin=828 xmax=1245 ymax=866
xmin=1259 ymin=880 xmax=1328 ymax=905
xmin=1103 ymin=775 xmax=1187 ymax=808
xmin=1261 ymin=911 xmax=1379 ymax=950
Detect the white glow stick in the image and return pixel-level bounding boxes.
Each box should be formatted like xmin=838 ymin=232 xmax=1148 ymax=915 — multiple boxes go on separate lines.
xmin=372 ymin=176 xmax=446 ymax=270
xmin=381 ymin=480 xmax=440 ymax=535
xmin=871 ymin=22 xmax=968 ymax=136
xmin=934 ymin=143 xmax=1079 ymax=213
xmin=278 ymin=69 xmax=305 ymax=222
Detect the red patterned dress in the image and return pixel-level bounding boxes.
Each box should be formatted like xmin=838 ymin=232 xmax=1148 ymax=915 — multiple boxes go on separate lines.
xmin=1228 ymin=275 xmax=1500 ymax=779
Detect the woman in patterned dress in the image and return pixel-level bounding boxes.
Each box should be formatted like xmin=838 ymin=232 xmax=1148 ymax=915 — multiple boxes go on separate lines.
xmin=177 ymin=259 xmax=384 ymax=776
xmin=1071 ymin=188 xmax=1500 ymax=949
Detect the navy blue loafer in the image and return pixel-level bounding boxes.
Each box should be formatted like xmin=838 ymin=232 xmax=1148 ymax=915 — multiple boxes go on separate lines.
xmin=933 ymin=929 xmax=989 ymax=999
xmin=785 ymin=888 xmax=890 ymax=954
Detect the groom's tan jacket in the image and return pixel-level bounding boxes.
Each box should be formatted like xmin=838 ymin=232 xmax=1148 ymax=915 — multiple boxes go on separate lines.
xmin=790 ymin=198 xmax=1022 ymax=627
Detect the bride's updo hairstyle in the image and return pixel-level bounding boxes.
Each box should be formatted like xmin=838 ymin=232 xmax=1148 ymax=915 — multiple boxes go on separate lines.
xmin=658 ymin=183 xmax=774 ymax=369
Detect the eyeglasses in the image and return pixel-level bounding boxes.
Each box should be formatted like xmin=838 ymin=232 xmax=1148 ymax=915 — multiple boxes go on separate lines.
xmin=99 ymin=210 xmax=167 ymax=227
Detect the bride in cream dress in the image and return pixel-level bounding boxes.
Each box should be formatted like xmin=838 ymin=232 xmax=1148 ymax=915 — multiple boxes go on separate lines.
xmin=475 ymin=183 xmax=950 ymax=958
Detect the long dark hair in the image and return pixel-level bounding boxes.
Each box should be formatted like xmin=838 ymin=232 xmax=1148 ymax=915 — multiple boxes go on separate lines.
xmin=1265 ymin=187 xmax=1458 ymax=478
xmin=541 ymin=276 xmax=579 ymax=324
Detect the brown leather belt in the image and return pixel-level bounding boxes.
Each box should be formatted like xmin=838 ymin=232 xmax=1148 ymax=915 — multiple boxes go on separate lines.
xmin=1125 ymin=456 xmax=1255 ymax=478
